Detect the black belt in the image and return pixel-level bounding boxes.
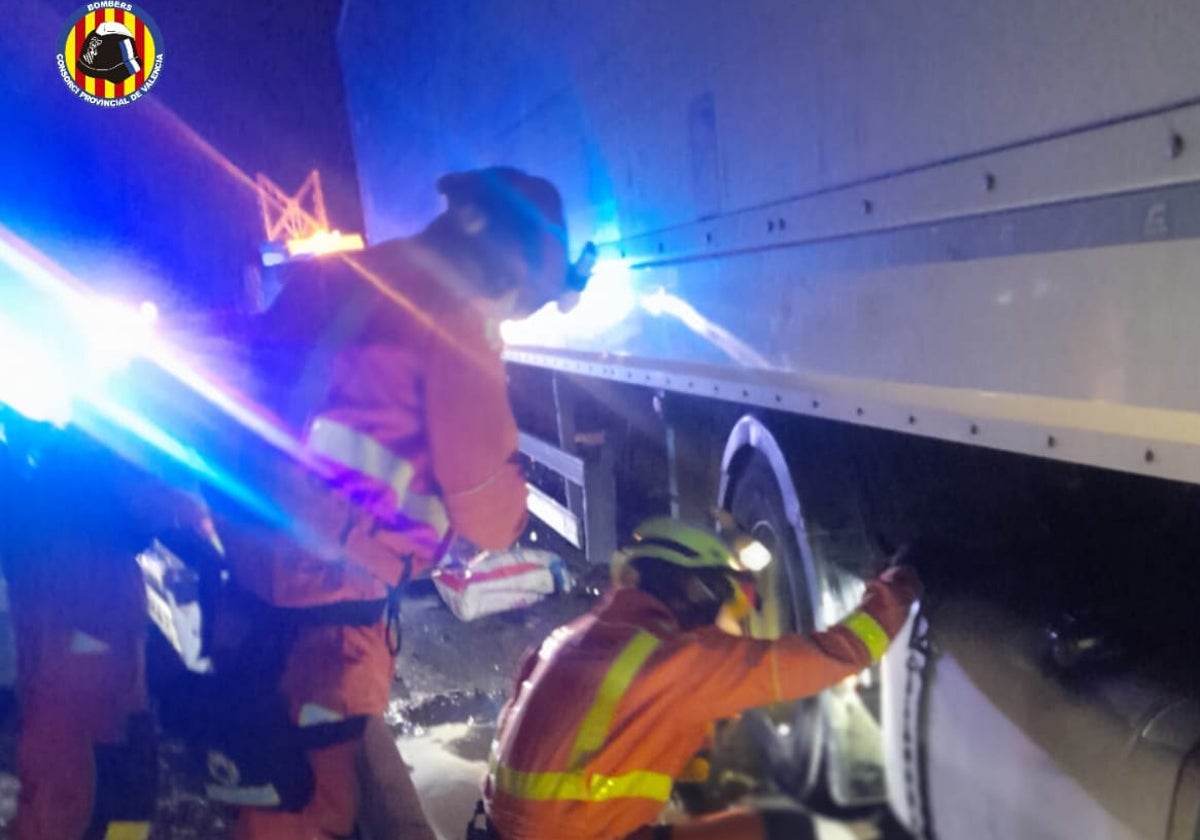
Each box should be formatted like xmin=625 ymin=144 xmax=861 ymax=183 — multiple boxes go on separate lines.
xmin=277 ymin=597 xmax=389 ymax=628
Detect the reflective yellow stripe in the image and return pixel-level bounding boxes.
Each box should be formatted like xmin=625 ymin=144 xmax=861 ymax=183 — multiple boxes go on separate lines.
xmin=568 ymin=630 xmax=661 ymax=768
xmin=841 ymin=610 xmax=890 ymax=662
xmin=307 ymin=417 xmax=449 ymax=536
xmin=104 ymin=823 xmax=150 ymax=840
xmin=492 ymin=764 xmax=673 ymax=803
xmin=491 ymin=628 xmax=667 ymax=804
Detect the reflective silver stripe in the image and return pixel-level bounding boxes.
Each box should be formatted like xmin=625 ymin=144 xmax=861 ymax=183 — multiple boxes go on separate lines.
xmin=204 ymin=783 xmax=282 ymax=808
xmin=297 ymin=703 xmax=345 ymax=727
xmin=307 ymin=417 xmax=449 ymax=537
xmin=403 ymin=489 xmax=449 ymax=537
xmin=308 ymin=417 xmax=414 ymax=497
xmin=69 ymin=631 xmax=110 ymax=655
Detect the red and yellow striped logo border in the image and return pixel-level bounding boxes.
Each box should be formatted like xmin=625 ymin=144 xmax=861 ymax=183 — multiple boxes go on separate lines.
xmin=56 ymin=3 xmax=164 ymax=107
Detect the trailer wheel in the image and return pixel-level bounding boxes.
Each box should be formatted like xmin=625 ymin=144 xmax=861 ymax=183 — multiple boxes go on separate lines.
xmin=721 ymin=448 xmax=825 ymax=801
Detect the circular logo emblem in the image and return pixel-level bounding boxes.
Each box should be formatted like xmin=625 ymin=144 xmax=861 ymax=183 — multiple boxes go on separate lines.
xmin=56 ymin=3 xmax=164 ymax=107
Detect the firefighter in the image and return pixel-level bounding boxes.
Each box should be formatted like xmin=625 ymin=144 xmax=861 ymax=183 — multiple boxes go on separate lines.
xmin=482 ymin=517 xmax=922 ymax=840
xmin=0 ymin=411 xmax=192 ymax=840
xmin=215 ymin=167 xmax=584 ymax=840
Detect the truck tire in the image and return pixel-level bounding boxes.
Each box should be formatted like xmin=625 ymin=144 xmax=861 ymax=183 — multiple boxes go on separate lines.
xmin=722 ymin=448 xmax=824 ymax=801
xmin=721 ymin=442 xmax=889 ymax=817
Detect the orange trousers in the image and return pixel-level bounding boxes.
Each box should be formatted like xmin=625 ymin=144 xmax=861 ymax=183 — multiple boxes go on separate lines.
xmin=232 ymin=622 xmax=434 ymax=840
xmin=13 ymin=619 xmax=146 ymax=840
xmin=233 ymin=718 xmax=437 ymax=840
xmin=234 ymin=740 xmax=360 ymax=840
xmin=231 ymin=622 xmax=379 ymax=840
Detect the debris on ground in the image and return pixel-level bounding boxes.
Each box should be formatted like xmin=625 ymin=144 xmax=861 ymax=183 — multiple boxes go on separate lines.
xmin=431 ymin=547 xmax=575 ymax=622
xmin=394 ymin=566 xmax=598 ymax=708
xmin=385 ymin=690 xmax=505 ymax=739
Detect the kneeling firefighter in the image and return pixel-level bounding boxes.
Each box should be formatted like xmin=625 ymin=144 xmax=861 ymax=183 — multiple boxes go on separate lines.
xmin=194 ymin=167 xmax=592 ymax=840
xmin=480 ymin=518 xmax=922 ymax=840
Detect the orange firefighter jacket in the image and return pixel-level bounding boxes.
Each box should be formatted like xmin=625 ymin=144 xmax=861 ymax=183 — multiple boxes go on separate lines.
xmin=485 ymin=567 xmax=921 ymax=840
xmin=218 ymin=240 xmax=528 ymax=718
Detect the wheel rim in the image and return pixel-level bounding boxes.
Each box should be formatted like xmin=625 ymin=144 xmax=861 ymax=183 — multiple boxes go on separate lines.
xmin=740 ymin=515 xmax=823 ymax=797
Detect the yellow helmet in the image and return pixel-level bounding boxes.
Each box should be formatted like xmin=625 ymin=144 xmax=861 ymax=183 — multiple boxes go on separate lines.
xmin=613 ymin=517 xmax=764 ymax=627
xmin=612 ymin=517 xmax=746 ymax=579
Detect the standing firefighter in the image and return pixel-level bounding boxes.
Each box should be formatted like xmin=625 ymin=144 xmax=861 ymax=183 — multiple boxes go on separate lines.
xmin=215 ymin=167 xmax=584 ymax=840
xmin=0 ymin=412 xmax=180 ymax=840
xmin=483 ymin=518 xmax=922 ymax=840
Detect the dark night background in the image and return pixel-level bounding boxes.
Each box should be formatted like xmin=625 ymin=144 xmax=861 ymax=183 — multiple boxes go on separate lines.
xmin=0 ymin=0 xmax=362 ymax=313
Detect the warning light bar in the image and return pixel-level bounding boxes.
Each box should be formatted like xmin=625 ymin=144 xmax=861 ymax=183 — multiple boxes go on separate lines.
xmin=284 ymin=229 xmax=365 ymax=259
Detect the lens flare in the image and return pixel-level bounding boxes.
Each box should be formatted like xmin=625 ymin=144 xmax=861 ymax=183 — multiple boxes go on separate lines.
xmin=501 ymin=256 xmax=638 ymax=346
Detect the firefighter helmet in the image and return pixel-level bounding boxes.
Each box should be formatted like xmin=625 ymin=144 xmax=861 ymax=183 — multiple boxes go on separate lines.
xmin=436 ymin=167 xmax=575 ymax=315
xmin=78 ymin=21 xmax=142 ymax=84
xmin=621 ymin=517 xmax=747 ymax=573
xmin=615 ymin=517 xmax=758 ymax=629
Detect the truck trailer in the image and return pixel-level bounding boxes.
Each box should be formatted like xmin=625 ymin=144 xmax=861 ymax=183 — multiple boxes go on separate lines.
xmin=337 ymin=2 xmax=1200 ymax=837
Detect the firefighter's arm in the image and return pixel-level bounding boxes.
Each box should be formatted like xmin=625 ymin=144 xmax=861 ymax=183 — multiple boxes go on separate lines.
xmin=424 ymin=309 xmax=527 ymax=549
xmin=676 ymin=566 xmax=922 ymax=722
